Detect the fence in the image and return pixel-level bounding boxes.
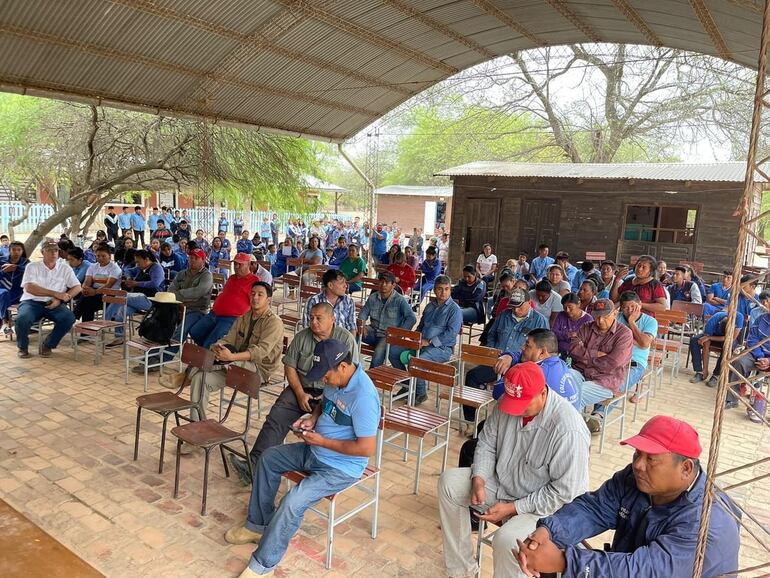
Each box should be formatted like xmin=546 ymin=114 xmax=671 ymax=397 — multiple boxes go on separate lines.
xmin=0 ymin=202 xmax=356 ymax=236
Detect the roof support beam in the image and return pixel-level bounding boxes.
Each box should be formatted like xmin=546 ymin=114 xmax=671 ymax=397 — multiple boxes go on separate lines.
xmin=381 ymin=0 xmax=497 ymax=59
xmin=608 ymin=0 xmax=664 ymax=46
xmin=689 ymin=0 xmax=734 ymax=60
xmin=109 ymin=0 xmax=413 ymax=96
xmin=272 ymin=0 xmax=458 ymax=75
xmin=467 ymin=0 xmax=547 ymax=46
xmin=543 ymin=0 xmax=602 ymax=43
xmin=0 ymin=25 xmax=377 ymax=118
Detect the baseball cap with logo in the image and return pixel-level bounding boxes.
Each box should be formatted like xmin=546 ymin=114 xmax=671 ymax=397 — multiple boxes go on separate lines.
xmin=41 ymin=240 xmax=59 ymax=252
xmin=188 ymin=248 xmax=206 ymax=260
xmin=498 ymin=361 xmax=546 ymax=416
xmin=233 ymin=252 xmax=252 ymax=264
xmin=591 ymin=298 xmax=616 ymax=317
xmin=620 ymin=415 xmax=702 ymax=459
xmin=508 ymin=287 xmax=529 ymax=308
xmin=305 ymin=339 xmax=350 ymax=381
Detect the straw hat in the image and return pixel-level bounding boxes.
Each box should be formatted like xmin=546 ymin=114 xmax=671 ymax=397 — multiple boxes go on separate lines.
xmin=148 ymin=292 xmax=181 ymax=304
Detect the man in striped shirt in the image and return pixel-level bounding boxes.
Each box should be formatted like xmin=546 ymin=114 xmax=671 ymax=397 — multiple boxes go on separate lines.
xmin=303 ymin=269 xmax=357 ymax=336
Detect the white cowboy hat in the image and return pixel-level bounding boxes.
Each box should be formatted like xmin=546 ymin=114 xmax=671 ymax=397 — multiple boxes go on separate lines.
xmin=148 ymin=292 xmax=181 ymax=304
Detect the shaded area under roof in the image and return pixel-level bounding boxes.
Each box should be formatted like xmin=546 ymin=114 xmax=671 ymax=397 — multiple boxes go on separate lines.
xmin=0 ymin=0 xmax=765 ymax=142
xmin=375 ymin=185 xmax=452 ymax=197
xmin=436 ymin=161 xmax=765 ymax=183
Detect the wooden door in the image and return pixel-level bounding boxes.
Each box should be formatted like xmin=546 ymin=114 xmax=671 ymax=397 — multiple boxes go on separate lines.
xmin=519 ymin=199 xmax=561 ymax=255
xmin=462 ymin=198 xmax=501 ymax=266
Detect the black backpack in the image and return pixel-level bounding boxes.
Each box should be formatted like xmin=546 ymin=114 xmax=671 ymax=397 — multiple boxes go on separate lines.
xmin=138 ymin=302 xmax=180 ymax=344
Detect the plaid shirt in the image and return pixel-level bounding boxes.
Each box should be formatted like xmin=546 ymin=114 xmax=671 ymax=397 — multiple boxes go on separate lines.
xmin=304 ymin=291 xmax=357 ymax=333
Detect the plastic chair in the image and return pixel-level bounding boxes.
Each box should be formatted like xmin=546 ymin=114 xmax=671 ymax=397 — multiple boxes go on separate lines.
xmin=172 ymin=365 xmax=261 ymax=515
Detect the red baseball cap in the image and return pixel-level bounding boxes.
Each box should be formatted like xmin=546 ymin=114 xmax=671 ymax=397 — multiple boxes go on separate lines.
xmin=233 ymin=252 xmax=252 ymax=264
xmin=498 ymin=362 xmax=546 ymax=416
xmin=620 ymin=415 xmax=702 ymax=459
xmin=188 ymin=248 xmax=206 ymax=260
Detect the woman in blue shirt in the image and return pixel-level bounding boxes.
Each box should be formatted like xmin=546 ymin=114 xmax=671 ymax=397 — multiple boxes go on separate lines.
xmin=207 ymin=236 xmax=231 ymax=279
xmin=271 ymin=237 xmax=299 ymax=278
xmin=236 ymin=230 xmax=255 ymax=255
xmin=451 ymin=265 xmax=486 ymax=324
xmin=416 ymin=246 xmax=441 ymax=301
xmin=0 ymin=241 xmax=28 ymax=335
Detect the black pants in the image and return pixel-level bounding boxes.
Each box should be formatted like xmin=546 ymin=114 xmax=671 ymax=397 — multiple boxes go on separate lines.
xmin=458 ymin=419 xmax=486 ymax=468
xmin=107 ymin=227 xmax=119 ymax=243
xmin=134 ymin=229 xmax=145 ymax=247
xmin=463 ymin=366 xmax=498 ymax=421
xmin=247 ymin=386 xmax=323 ymax=467
xmin=74 ymin=294 xmax=103 ymax=322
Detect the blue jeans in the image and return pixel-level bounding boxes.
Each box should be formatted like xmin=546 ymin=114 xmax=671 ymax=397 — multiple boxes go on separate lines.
xmin=460 ymin=307 xmax=479 ymax=324
xmin=570 ymin=369 xmax=613 ymax=410
xmin=361 ymin=330 xmax=387 ymax=368
xmin=245 ymin=443 xmax=357 ymax=574
xmin=188 ymin=311 xmax=237 ymax=348
xmin=593 ymin=363 xmax=646 ymax=416
xmin=462 ymin=365 xmax=498 ymax=421
xmin=15 ymin=300 xmax=75 ymax=351
xmin=390 ymin=344 xmax=452 ymax=396
xmin=105 ymin=293 xmax=152 ymax=337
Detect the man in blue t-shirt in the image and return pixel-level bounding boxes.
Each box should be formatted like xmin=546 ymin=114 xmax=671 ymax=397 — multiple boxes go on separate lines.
xmin=371 ymin=222 xmax=388 ymax=265
xmin=225 ymin=339 xmax=381 ymax=578
xmin=616 ymin=291 xmax=658 ymax=390
xmin=690 ymin=310 xmax=745 ymax=388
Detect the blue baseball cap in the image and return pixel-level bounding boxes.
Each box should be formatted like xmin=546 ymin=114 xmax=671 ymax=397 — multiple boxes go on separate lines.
xmin=305 ymin=339 xmax=350 ymax=381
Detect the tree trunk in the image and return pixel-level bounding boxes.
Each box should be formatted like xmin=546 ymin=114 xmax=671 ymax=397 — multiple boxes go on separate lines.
xmin=7 ymin=203 xmax=30 ymax=242
xmin=25 ymin=201 xmax=85 ymax=255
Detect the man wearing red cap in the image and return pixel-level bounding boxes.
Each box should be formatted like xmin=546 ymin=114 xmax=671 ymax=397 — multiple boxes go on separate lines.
xmin=188 ymin=252 xmax=258 ymax=348
xmin=516 ymin=415 xmax=741 ymax=578
xmin=439 ymin=362 xmax=590 ymax=578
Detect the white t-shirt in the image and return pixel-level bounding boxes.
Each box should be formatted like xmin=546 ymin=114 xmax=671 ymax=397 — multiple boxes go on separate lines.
xmin=476 ymin=253 xmax=498 ymax=276
xmin=21 ymin=258 xmax=81 ymax=302
xmin=530 ymin=290 xmax=564 ymax=318
xmin=86 ymin=261 xmax=123 ymax=289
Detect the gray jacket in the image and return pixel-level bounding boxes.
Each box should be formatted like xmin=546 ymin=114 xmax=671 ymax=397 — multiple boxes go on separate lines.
xmin=473 ymin=390 xmax=590 ymax=517
xmin=169 ymin=267 xmax=213 ymax=313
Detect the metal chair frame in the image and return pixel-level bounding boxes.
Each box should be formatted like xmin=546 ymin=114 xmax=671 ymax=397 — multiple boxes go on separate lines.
xmin=452 ymin=344 xmax=500 ymax=437
xmin=72 ymin=288 xmax=128 ymax=364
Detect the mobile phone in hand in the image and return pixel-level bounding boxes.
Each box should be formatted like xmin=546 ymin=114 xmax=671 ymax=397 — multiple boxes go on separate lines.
xmin=290 ymin=425 xmax=314 ymax=434
xmin=470 ymin=503 xmax=489 ymax=516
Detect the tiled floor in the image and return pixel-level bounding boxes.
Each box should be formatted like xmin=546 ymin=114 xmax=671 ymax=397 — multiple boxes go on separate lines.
xmin=0 ymin=334 xmax=768 ymax=577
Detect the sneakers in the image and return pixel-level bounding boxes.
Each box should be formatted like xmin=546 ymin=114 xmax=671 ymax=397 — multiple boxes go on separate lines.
xmin=689 ymin=372 xmax=704 ymax=383
xmin=706 ymin=375 xmax=719 ymax=388
xmin=748 ymin=394 xmax=767 ymax=424
xmin=131 ymin=364 xmax=160 ymax=375
xmin=224 ymin=524 xmax=263 ymax=545
xmin=106 ymin=338 xmax=124 ymax=348
xmin=415 ymin=393 xmax=428 ymax=405
xmin=395 ymin=386 xmax=410 ymax=399
xmin=229 ymin=454 xmax=253 ymax=486
xmin=585 ymin=413 xmax=603 ymax=435
xmin=40 ymin=342 xmax=52 ymax=358
xmin=17 ymin=349 xmax=29 ymax=359
xmin=238 ymin=568 xmax=272 ymax=578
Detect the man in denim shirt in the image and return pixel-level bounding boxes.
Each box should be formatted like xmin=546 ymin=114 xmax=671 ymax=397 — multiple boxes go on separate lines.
xmin=359 ymin=270 xmax=416 ymax=367
xmin=390 ymin=275 xmax=462 ymax=404
xmin=463 ymin=288 xmax=549 ymax=397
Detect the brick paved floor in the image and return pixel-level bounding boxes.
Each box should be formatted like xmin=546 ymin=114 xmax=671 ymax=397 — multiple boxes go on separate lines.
xmin=0 ymin=335 xmax=768 ymax=577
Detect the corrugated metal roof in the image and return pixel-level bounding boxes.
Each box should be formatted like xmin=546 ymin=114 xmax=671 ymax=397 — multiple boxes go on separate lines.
xmin=0 ymin=1 xmax=765 ymax=141
xmin=435 ymin=161 xmax=763 ymax=183
xmin=302 ymin=175 xmax=347 ymax=192
xmin=375 ymin=185 xmax=453 ymax=197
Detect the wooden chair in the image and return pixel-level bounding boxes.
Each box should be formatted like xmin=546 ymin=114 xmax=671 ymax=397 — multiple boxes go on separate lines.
xmin=72 ymin=289 xmax=128 ymax=364
xmin=282 ymin=418 xmax=384 ymax=569
xmin=671 ymin=300 xmax=705 ymax=340
xmin=654 ymin=309 xmax=688 ymax=383
xmin=365 ymin=327 xmax=422 ymax=408
xmin=211 ymin=273 xmax=226 ymax=298
xmin=172 ymin=365 xmax=261 ymax=515
xmin=125 ymin=304 xmax=187 ymax=392
xmin=276 ymin=286 xmax=318 ymax=336
xmin=382 ymin=358 xmax=456 ymax=494
xmin=133 ymin=343 xmax=216 ymax=473
xmin=701 ymin=335 xmax=726 ymax=377
xmin=451 ymin=345 xmax=500 ymax=436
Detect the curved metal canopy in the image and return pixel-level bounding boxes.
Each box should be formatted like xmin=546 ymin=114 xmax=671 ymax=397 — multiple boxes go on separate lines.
xmin=0 ymin=0 xmax=764 ymax=142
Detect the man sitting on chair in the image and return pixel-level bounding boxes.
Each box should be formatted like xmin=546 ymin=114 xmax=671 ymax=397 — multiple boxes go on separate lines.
xmin=303 ymin=269 xmax=357 ymax=336
xmin=390 ymin=275 xmax=462 ymax=405
xmin=224 ymin=338 xmax=380 ymax=578
xmin=15 ymin=240 xmax=82 ymax=358
xmin=186 ymin=281 xmax=283 ymax=425
xmin=359 ymin=270 xmax=416 ymax=368
xmin=439 ymin=362 xmax=590 ymax=578
xmin=228 ymin=302 xmax=358 ymax=485
xmin=516 ymin=416 xmax=740 ymax=578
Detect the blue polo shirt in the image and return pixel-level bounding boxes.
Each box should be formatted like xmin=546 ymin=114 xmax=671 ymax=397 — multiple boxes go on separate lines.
xmin=148 ymin=214 xmax=161 ymax=231
xmin=372 ymin=231 xmax=387 ymax=256
xmin=312 ymin=364 xmax=381 ymax=478
xmin=130 ymin=212 xmax=145 ymax=231
xmin=117 ymin=212 xmax=132 ymax=230
xmin=617 ymin=312 xmax=658 ymax=369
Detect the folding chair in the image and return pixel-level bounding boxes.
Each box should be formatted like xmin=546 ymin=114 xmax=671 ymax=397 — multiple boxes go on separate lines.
xmin=382 ymin=358 xmax=456 ymax=494
xmin=172 ymin=365 xmax=261 ymax=515
xmin=654 ymin=309 xmax=688 ymax=383
xmin=283 ymin=418 xmax=384 ymax=569
xmin=125 ymin=304 xmax=187 ymax=392
xmin=276 ymin=286 xmax=318 ymax=336
xmin=72 ymin=289 xmax=128 ymax=364
xmin=133 ymin=343 xmax=216 ymax=473
xmin=365 ymin=327 xmax=422 ymax=408
xmin=451 ymin=345 xmax=500 ymax=437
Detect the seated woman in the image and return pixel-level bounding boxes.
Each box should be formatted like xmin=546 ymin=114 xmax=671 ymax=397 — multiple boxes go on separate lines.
xmin=379 ymin=243 xmax=400 ymax=267
xmin=159 ymin=242 xmax=186 ymax=281
xmin=578 ymin=278 xmax=599 ymax=314
xmin=479 ymin=271 xmax=514 ymax=345
xmin=0 ymin=241 xmax=29 ymax=336
xmin=551 ymin=292 xmax=593 ymax=357
xmin=547 ymin=264 xmax=571 ymax=296
xmin=415 ymin=246 xmax=441 ymax=301
xmin=404 ymin=245 xmax=418 ymax=271
xmin=451 ymin=265 xmax=486 ymax=325
xmin=270 ymin=237 xmax=299 ymax=278
xmin=298 ymin=235 xmax=324 ymax=282
xmin=388 ymin=250 xmax=416 ymax=295
xmin=66 ymin=247 xmax=90 ymax=284
xmin=207 ymin=236 xmax=231 ymax=279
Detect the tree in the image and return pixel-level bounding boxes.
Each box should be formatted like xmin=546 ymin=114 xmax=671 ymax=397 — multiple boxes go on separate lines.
xmin=0 ymin=94 xmax=319 ymax=253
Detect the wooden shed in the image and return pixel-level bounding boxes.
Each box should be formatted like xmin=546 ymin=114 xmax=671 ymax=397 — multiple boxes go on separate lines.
xmin=436 ymin=162 xmax=765 ymax=279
